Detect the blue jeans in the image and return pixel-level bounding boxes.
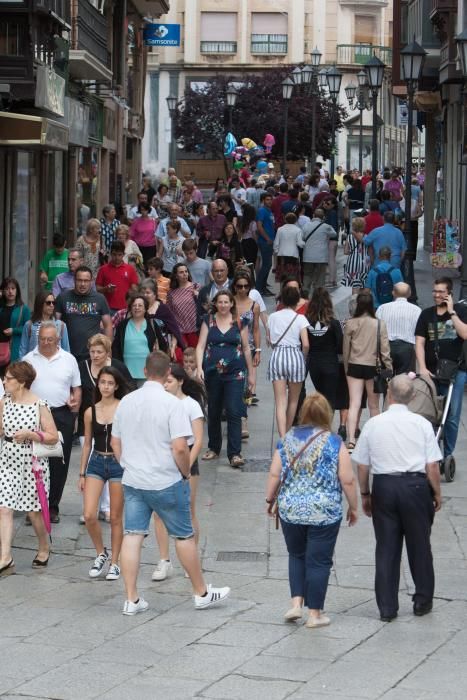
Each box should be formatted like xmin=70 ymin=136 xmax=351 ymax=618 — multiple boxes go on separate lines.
xmin=280 ymin=518 xmax=341 ymax=609
xmin=205 ymin=373 xmax=244 ymax=458
xmin=256 ymin=241 xmax=273 ymax=293
xmin=437 ymin=369 xmax=467 ymax=457
xmin=86 ymin=451 xmax=123 ymax=482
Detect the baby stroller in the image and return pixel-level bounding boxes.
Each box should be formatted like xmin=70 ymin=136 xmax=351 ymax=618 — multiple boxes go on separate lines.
xmin=407 ymin=374 xmax=455 ymax=482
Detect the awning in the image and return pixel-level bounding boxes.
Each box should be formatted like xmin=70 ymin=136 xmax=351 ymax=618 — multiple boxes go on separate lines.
xmin=0 ymin=112 xmax=68 ymax=150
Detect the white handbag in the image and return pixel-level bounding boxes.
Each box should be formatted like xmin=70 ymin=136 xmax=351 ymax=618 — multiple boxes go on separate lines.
xmin=32 ymin=402 xmax=64 ymax=460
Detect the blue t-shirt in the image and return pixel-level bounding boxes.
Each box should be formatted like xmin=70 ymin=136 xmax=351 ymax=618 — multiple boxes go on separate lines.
xmin=364 ymin=224 xmax=407 ymax=268
xmin=277 ymin=426 xmax=343 ymax=526
xmin=256 ymin=205 xmax=275 ymax=244
xmin=366 ymin=262 xmax=403 ymax=308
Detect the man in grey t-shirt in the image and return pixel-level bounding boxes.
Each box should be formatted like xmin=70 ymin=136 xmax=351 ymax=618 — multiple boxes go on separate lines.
xmin=301 ymin=208 xmax=335 ymax=296
xmin=182 ymin=239 xmax=212 ymax=286
xmin=111 ymin=351 xmax=230 ymax=615
xmin=55 ymin=266 xmax=112 ymax=362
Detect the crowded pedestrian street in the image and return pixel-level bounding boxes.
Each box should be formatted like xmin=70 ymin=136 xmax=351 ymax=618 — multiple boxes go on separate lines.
xmin=1 ymin=243 xmax=466 ymax=700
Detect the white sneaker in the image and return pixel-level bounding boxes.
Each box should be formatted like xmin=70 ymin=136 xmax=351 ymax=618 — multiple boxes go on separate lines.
xmin=122 ymin=598 xmax=149 ymax=616
xmin=89 ymin=549 xmax=110 ymax=578
xmin=151 ymin=559 xmax=173 ymax=581
xmin=105 ymin=564 xmax=121 ymax=581
xmin=194 ymin=584 xmax=230 ymax=609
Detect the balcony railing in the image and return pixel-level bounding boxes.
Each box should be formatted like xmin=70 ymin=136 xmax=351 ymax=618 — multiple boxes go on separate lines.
xmin=336 ymin=44 xmax=392 ymax=66
xmin=72 ymin=0 xmax=110 ymax=67
xmin=251 ymin=34 xmax=287 ymax=55
xmin=200 ymin=41 xmax=237 ymax=54
xmin=34 ymin=0 xmax=71 ymax=26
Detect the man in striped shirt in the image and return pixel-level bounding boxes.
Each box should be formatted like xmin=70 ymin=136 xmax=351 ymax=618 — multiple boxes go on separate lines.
xmin=376 ymin=282 xmax=421 ymax=374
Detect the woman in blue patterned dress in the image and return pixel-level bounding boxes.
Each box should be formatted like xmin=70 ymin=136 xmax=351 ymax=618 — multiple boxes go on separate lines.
xmin=266 ymin=392 xmax=358 ymax=628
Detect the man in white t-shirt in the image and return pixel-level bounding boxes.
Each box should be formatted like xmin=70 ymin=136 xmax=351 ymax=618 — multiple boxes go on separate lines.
xmin=111 ymin=351 xmax=230 ymax=615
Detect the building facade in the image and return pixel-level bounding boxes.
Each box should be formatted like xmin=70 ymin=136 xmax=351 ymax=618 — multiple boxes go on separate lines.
xmin=0 ymin=0 xmax=169 ymax=304
xmin=143 ymin=0 xmax=405 ymax=180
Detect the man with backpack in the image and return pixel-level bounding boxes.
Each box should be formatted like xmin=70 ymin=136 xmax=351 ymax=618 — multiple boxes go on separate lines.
xmin=363 ymin=211 xmax=407 ymax=268
xmin=366 ymin=247 xmax=403 ymax=309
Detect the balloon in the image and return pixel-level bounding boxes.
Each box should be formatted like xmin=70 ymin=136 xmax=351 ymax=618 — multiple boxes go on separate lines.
xmin=241 ymin=137 xmax=257 ymax=150
xmin=263 ymin=133 xmax=276 ymax=154
xmin=224 ymin=132 xmax=237 ymax=157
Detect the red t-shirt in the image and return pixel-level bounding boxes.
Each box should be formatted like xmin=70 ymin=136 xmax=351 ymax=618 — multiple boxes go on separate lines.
xmin=96 ymin=262 xmax=139 ymax=309
xmin=361 ymin=175 xmax=372 ymax=189
xmin=364 ymin=212 xmax=384 ymax=234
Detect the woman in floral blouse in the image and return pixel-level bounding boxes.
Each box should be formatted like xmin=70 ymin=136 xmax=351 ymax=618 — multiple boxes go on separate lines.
xmin=266 ymin=392 xmax=358 ymax=628
xmin=196 ymin=290 xmax=254 ymax=468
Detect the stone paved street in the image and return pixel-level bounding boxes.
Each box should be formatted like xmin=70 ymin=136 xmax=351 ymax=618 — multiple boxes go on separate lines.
xmin=1 ymin=244 xmax=467 ymax=699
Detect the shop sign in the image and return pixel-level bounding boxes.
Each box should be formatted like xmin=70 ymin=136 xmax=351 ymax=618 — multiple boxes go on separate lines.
xmin=35 ymin=65 xmax=65 ymax=117
xmin=65 ymin=98 xmax=89 ymax=147
xmin=143 ymin=23 xmax=180 ymax=47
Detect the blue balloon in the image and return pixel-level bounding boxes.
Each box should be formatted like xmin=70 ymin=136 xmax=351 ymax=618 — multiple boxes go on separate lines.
xmin=224 ymin=132 xmax=237 ymax=157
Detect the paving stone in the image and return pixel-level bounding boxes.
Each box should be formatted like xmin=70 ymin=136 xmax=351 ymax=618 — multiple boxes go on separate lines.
xmin=235 ymin=654 xmax=330 ymax=682
xmin=197 ymin=620 xmax=294 ymax=648
xmin=141 ymin=644 xmax=258 ymax=681
xmin=99 ymin=676 xmax=208 ymax=700
xmin=200 ymin=673 xmax=302 ymax=699
xmin=0 ymin=643 xmax=80 ymax=682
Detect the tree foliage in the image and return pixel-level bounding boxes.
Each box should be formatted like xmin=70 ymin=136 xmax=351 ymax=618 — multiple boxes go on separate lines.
xmin=174 ymin=70 xmax=347 ymax=162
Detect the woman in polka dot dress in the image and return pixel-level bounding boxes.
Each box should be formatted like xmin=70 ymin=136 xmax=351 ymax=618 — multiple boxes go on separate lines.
xmin=0 ymin=361 xmax=59 ymax=576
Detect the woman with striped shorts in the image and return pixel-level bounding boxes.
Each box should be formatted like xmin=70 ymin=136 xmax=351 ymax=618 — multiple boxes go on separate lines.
xmin=268 ymin=286 xmax=310 ymax=438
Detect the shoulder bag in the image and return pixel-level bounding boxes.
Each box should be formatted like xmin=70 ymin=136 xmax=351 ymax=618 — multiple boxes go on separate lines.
xmin=433 ymin=310 xmax=460 ymax=384
xmin=268 ymin=429 xmax=326 ymax=529
xmin=271 ymin=313 xmax=299 ymax=349
xmin=373 ymin=320 xmax=392 ymax=394
xmin=32 ymin=402 xmax=64 ymax=460
xmin=0 ymin=305 xmax=24 ymax=367
xmin=303 ymin=221 xmax=325 ymax=245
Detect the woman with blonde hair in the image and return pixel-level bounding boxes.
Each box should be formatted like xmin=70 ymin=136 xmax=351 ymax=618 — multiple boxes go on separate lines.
xmin=266 ymin=392 xmax=358 ymax=628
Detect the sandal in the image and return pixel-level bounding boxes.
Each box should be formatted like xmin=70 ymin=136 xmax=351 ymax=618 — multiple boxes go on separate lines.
xmin=32 ymin=554 xmax=50 ymax=568
xmin=229 ymin=455 xmax=245 ymax=468
xmin=202 ymin=450 xmax=219 ymax=461
xmin=347 ymin=442 xmax=356 ymax=454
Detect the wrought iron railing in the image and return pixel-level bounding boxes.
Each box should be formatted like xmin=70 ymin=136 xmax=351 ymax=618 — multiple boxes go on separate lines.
xmin=251 ymin=34 xmax=287 ymax=55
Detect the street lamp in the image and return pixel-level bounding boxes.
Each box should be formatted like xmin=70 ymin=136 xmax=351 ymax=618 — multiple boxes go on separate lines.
xmin=318 ymin=67 xmax=329 ymax=89
xmin=355 ymin=70 xmax=369 ymax=174
xmin=307 ymin=47 xmax=322 ymax=168
xmin=400 ymin=38 xmax=427 ymax=303
xmin=282 ymin=77 xmax=294 ymax=176
xmin=166 ymin=94 xmax=178 ymax=169
xmin=456 ymin=29 xmax=467 ymax=297
xmin=345 ymin=82 xmax=357 ymax=109
xmin=326 ymin=65 xmax=342 ymax=178
xmin=365 ymin=54 xmax=385 ymax=197
xmin=226 ymin=85 xmax=238 ymax=134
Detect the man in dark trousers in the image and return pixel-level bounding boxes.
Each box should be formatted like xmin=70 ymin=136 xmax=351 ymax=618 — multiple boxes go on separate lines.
xmin=353 ymin=375 xmax=442 ymax=622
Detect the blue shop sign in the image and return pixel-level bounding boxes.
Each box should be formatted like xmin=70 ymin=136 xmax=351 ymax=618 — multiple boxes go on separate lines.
xmin=143 ymin=23 xmax=180 ymax=47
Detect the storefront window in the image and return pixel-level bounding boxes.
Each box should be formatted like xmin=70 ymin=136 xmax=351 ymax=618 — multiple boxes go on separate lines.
xmin=11 ymin=151 xmax=30 ymax=299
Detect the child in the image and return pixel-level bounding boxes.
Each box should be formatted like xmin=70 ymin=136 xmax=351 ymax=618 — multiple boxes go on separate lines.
xmin=183 ymin=346 xmax=198 ymax=380
xmin=146 ymin=257 xmax=170 ymax=303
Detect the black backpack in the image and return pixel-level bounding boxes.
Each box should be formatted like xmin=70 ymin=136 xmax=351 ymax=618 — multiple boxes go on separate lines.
xmin=375 ymin=265 xmax=394 ymax=305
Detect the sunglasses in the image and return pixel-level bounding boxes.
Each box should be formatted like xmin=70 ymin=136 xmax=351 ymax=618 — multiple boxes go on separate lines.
xmin=45 ymin=300 xmax=55 ymax=305
xmin=236 ymin=284 xmax=249 ymax=289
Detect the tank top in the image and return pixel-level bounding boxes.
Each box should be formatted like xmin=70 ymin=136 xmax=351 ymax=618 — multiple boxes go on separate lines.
xmin=92 ymin=404 xmax=113 ymax=453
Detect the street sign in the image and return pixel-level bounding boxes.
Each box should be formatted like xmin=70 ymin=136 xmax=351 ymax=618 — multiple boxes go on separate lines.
xmin=143 ymin=23 xmax=181 ymax=47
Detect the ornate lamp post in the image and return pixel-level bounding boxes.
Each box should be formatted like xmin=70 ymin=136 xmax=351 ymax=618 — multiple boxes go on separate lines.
xmin=455 ymin=29 xmax=467 ymax=298
xmin=364 ymin=55 xmax=385 ymax=197
xmin=400 ymin=38 xmax=427 ymax=303
xmin=281 ymin=77 xmax=294 ymax=176
xmin=326 ymin=65 xmax=343 ymax=178
xmin=308 ymin=48 xmax=322 ymax=167
xmin=355 ymin=70 xmax=369 ymax=174
xmin=166 ymin=94 xmax=178 ymax=169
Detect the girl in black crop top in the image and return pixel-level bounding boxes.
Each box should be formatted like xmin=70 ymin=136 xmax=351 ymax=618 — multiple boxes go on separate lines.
xmin=78 ymin=367 xmax=129 ymax=581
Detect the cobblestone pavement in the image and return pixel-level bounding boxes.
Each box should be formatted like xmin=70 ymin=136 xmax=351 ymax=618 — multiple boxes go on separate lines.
xmin=1 ymin=241 xmax=467 ymax=699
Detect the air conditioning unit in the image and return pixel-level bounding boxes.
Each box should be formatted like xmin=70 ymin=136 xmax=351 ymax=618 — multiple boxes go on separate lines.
xmin=130 ymin=114 xmax=140 ymax=131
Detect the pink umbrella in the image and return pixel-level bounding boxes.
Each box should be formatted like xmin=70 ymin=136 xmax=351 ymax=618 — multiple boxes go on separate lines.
xmin=32 ymin=456 xmax=51 ymax=536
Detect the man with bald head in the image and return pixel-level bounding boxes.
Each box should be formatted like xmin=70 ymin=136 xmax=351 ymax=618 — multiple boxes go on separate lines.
xmin=354 ymin=374 xmax=442 ymax=621
xmin=376 ymin=282 xmax=421 ymax=374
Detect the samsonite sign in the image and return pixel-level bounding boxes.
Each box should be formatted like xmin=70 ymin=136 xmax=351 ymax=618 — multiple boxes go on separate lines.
xmin=143 ymin=23 xmax=181 ymax=46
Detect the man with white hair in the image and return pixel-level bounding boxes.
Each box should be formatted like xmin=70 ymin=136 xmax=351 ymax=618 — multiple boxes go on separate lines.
xmin=353 ymin=374 xmax=442 ymax=622
xmin=376 ymin=282 xmax=421 ymax=374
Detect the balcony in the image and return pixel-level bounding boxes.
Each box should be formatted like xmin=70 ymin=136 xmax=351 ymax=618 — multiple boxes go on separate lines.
xmin=336 ymin=44 xmax=392 ymax=67
xmin=200 ymin=41 xmax=237 ymax=54
xmin=430 ymin=0 xmax=457 ymax=19
xmin=34 ymin=0 xmax=71 ymax=27
xmin=129 ymin=0 xmax=169 ymax=17
xmin=69 ymin=0 xmax=112 ymax=82
xmin=251 ymin=34 xmax=287 ymax=55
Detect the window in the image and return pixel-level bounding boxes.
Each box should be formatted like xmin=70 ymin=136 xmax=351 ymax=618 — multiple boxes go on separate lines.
xmin=200 ymin=12 xmax=237 ymax=54
xmin=354 ymin=15 xmax=376 ymax=45
xmin=0 ymin=20 xmax=25 ymax=56
xmin=251 ymin=12 xmax=288 ymax=54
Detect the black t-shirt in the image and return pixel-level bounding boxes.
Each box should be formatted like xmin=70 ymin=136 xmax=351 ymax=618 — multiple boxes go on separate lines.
xmin=415 ymin=304 xmax=467 ymax=373
xmin=307 ymin=318 xmax=343 ymax=362
xmin=55 ymin=289 xmax=110 ymax=361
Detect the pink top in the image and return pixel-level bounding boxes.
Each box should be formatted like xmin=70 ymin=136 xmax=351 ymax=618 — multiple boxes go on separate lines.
xmin=130 ymin=217 xmax=157 ymax=248
xmin=167 ymin=286 xmax=198 ymax=334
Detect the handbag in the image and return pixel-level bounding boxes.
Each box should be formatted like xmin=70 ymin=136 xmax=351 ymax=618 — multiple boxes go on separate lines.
xmin=268 ymin=429 xmax=326 ymax=530
xmin=373 ymin=320 xmax=392 ymax=394
xmin=433 ymin=310 xmax=460 ymax=385
xmin=271 ymin=313 xmax=299 ymax=349
xmin=31 ymin=402 xmax=64 ymax=460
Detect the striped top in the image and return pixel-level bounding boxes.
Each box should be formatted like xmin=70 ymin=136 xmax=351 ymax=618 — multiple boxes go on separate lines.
xmin=375 ymin=298 xmax=421 ymax=344
xmin=167 ymin=286 xmax=198 ymax=334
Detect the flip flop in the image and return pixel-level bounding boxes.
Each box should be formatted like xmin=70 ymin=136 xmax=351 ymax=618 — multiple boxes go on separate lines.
xmin=202 ymin=450 xmax=219 ymax=461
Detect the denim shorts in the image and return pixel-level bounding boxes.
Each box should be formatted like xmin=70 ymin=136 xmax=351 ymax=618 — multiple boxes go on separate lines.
xmin=86 ymin=451 xmax=123 ymax=483
xmin=123 ymin=480 xmax=194 ymax=539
